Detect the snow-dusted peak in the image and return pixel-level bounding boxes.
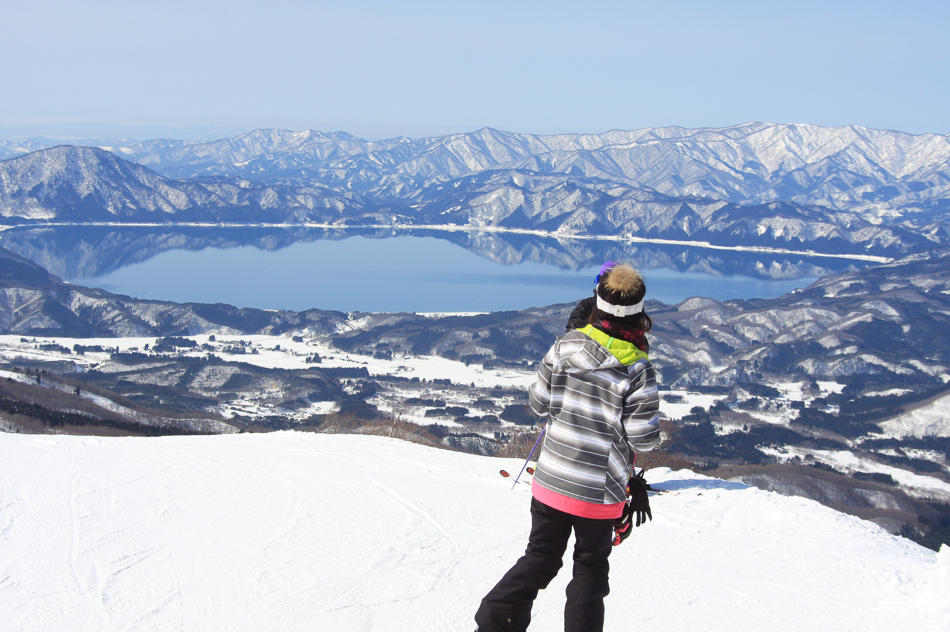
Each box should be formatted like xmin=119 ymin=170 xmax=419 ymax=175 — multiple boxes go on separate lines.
xmin=676 ymin=297 xmax=726 ymax=311
xmin=5 ymin=123 xmax=950 ymax=218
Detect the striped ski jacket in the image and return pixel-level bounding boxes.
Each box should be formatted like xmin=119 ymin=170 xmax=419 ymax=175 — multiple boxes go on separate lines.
xmin=528 ymin=325 xmax=661 ymax=505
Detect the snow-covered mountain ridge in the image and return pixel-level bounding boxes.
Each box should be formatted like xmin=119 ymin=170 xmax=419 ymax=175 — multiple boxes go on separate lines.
xmin=5 ymin=123 xmax=948 ymax=216
xmin=0 ymin=146 xmax=362 ymax=223
xmin=1 ymin=431 xmax=946 ymax=631
xmin=1 ymin=136 xmax=944 ymax=256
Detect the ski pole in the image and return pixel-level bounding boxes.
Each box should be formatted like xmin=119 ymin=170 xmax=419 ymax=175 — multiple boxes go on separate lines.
xmin=512 ymin=425 xmax=546 ymax=489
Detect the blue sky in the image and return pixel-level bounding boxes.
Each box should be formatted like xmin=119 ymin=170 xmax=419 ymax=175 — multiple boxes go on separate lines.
xmin=1 ymin=0 xmax=947 ymax=140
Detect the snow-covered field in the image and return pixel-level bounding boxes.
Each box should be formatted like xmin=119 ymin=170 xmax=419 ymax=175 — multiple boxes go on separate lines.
xmin=0 ymin=333 xmax=539 ymax=427
xmin=1 ymin=432 xmax=947 ymax=632
xmin=0 ymin=333 xmax=527 ymax=389
xmin=0 ymin=334 xmax=723 ymax=426
xmin=759 ymin=445 xmax=950 ymax=500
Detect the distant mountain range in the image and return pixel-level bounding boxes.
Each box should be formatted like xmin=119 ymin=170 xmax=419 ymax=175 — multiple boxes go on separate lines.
xmin=2 ymin=123 xmax=949 ymax=257
xmin=0 ymin=146 xmax=361 ymax=224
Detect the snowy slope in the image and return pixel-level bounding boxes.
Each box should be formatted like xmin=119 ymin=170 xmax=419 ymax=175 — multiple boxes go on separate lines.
xmin=0 ymin=432 xmax=947 ymax=632
xmin=879 ymin=392 xmax=950 ymax=438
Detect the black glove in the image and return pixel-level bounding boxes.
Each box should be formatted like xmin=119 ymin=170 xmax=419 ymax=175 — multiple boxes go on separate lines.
xmin=612 ymin=470 xmax=652 ymax=546
xmin=612 ymin=502 xmax=634 ymax=546
xmin=628 ymin=469 xmax=652 ymax=527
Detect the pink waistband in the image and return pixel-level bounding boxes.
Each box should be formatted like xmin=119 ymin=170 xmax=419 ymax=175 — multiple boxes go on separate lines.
xmin=532 ymin=480 xmax=624 ymax=520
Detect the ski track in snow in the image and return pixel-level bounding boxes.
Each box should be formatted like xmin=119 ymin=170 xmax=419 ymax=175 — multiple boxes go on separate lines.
xmin=0 ymin=432 xmax=947 ymax=632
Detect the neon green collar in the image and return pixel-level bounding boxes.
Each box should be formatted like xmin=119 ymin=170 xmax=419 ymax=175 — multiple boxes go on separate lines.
xmin=579 ymin=325 xmax=649 ymax=366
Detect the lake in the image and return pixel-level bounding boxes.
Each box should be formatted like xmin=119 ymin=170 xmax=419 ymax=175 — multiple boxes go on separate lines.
xmin=28 ymin=229 xmax=844 ymax=313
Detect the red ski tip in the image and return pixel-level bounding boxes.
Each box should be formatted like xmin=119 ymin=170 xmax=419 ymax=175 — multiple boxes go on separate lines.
xmin=526 ymin=467 xmax=535 ymax=475
xmin=499 ymin=469 xmax=511 ymax=478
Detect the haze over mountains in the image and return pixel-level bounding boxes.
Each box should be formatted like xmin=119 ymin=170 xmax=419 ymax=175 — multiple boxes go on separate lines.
xmin=2 ymin=123 xmax=949 ymax=256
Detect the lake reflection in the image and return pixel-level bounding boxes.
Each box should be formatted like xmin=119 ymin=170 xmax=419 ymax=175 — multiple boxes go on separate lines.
xmin=0 ymin=226 xmax=861 ymax=312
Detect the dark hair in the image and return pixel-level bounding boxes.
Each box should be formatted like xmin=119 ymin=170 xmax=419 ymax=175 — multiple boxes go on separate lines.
xmin=588 ymin=305 xmax=652 ymax=332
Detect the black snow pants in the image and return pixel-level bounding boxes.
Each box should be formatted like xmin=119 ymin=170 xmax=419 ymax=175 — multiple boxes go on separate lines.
xmin=475 ymin=497 xmax=615 ymax=632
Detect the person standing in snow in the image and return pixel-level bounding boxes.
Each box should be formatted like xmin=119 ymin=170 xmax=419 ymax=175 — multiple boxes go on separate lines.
xmin=474 ymin=263 xmax=662 ymax=632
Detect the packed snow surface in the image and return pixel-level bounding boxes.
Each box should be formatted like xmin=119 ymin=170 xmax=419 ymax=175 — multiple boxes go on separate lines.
xmin=1 ymin=432 xmax=947 ymax=632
